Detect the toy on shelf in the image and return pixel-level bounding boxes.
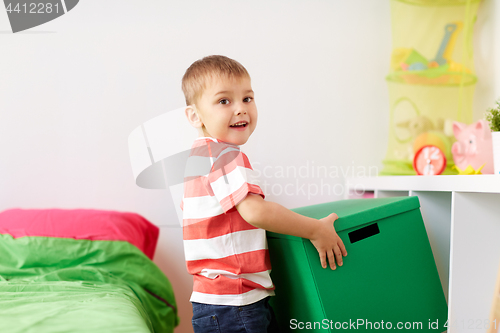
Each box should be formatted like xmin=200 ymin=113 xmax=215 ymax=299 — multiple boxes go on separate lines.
xmin=413 ymin=146 xmax=447 ymax=175
xmin=451 ymin=120 xmax=494 ymax=174
xmin=412 ymin=131 xmax=453 ymax=175
xmin=453 ymin=164 xmax=484 ymax=175
xmin=392 ymin=107 xmax=455 ymax=163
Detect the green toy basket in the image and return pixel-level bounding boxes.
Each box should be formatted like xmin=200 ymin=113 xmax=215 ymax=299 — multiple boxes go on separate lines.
xmin=381 ymin=0 xmax=480 ymax=175
xmin=267 ymin=197 xmax=447 ymax=332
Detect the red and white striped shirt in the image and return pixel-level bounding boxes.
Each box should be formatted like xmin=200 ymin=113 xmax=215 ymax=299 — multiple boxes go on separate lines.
xmin=181 ymin=137 xmax=275 ymax=306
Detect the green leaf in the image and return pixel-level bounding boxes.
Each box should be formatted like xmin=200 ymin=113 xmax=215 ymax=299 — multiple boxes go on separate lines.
xmin=485 ymin=100 xmax=500 ymax=132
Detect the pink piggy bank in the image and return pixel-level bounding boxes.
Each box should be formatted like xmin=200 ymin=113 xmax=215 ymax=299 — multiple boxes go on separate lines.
xmin=452 ymin=120 xmax=494 ymax=174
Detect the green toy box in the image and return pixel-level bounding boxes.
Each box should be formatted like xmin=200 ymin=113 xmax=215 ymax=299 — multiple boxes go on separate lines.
xmin=267 ymin=196 xmax=447 ymax=332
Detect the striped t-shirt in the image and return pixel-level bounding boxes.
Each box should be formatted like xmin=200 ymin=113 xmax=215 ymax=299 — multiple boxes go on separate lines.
xmin=181 ymin=137 xmax=275 ymax=306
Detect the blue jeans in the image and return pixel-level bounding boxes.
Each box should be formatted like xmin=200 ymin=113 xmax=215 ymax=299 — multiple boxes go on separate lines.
xmin=191 ymin=297 xmax=280 ymax=333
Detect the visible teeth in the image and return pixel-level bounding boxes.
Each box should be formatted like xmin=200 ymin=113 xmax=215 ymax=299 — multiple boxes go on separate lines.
xmin=231 ymin=122 xmax=246 ymax=127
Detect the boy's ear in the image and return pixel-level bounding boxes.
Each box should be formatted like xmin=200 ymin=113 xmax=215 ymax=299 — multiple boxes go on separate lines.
xmin=185 ymin=105 xmax=203 ymax=128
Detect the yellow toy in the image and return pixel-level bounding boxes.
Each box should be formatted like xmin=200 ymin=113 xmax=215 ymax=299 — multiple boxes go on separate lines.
xmin=453 ymin=164 xmax=485 ymax=175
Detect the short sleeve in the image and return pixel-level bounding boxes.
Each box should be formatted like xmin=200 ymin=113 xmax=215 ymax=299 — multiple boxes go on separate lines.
xmin=208 ymin=146 xmax=264 ymax=213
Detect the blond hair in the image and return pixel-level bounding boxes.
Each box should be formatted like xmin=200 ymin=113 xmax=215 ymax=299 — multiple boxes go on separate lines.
xmin=182 ymin=55 xmax=250 ymax=105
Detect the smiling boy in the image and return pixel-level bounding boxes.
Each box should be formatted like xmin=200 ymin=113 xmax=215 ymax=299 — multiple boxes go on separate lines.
xmin=181 ymin=55 xmax=347 ymax=333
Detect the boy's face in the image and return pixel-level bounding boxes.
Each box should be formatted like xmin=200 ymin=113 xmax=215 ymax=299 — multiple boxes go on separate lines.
xmin=195 ymin=76 xmax=257 ymax=146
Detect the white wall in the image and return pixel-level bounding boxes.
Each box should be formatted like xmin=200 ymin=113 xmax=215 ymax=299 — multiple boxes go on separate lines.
xmin=0 ymin=1 xmax=496 ymax=332
xmin=474 ymin=0 xmax=500 ymax=120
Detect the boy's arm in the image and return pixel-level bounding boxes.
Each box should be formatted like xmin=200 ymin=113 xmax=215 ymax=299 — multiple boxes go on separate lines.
xmin=236 ymin=193 xmax=347 ymax=270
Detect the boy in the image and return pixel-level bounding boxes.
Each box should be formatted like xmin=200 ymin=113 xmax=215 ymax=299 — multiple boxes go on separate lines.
xmin=181 ymin=55 xmax=347 ymax=333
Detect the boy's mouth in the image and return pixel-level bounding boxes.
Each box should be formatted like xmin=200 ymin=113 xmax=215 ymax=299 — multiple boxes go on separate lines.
xmin=229 ymin=121 xmax=248 ymax=128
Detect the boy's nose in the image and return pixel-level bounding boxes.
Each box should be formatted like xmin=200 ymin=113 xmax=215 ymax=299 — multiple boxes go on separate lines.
xmin=234 ymin=107 xmax=247 ymax=115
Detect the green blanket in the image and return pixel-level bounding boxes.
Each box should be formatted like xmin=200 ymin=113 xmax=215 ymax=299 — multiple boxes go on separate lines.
xmin=0 ymin=234 xmax=179 ymax=333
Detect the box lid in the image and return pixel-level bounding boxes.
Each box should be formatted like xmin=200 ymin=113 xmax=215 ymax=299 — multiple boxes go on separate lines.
xmin=267 ymin=196 xmax=420 ymax=240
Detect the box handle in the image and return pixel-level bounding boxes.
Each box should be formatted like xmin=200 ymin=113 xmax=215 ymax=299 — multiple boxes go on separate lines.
xmin=348 ymin=223 xmax=380 ymax=244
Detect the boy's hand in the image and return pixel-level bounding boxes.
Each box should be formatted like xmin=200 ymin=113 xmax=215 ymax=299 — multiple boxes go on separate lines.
xmin=310 ymin=213 xmax=347 ymax=270
xmin=236 ymin=196 xmax=347 ymax=270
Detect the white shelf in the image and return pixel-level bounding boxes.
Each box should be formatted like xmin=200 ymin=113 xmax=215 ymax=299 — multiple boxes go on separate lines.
xmin=346 ymin=175 xmax=500 ymax=194
xmin=345 ymin=176 xmax=500 ymax=333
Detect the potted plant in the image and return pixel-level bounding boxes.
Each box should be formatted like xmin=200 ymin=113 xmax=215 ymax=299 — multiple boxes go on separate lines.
xmin=485 ymin=100 xmax=500 ymax=175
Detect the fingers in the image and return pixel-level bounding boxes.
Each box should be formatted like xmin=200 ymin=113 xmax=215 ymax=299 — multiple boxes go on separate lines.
xmin=338 ymin=237 xmax=348 ymax=257
xmin=327 ymin=250 xmax=336 ymax=270
xmin=319 ymin=252 xmax=327 ymax=269
xmin=321 ymin=246 xmax=344 ymax=270
xmin=334 ymin=246 xmax=343 ymax=268
xmin=322 ymin=239 xmax=348 ymax=271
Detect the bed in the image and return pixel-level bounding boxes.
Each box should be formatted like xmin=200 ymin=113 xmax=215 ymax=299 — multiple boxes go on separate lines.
xmin=0 ymin=208 xmax=179 ymax=333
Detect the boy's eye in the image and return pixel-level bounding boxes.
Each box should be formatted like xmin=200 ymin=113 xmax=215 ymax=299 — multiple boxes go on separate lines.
xmin=219 ymin=99 xmax=230 ymax=105
xmin=243 ymin=97 xmax=253 ymax=103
